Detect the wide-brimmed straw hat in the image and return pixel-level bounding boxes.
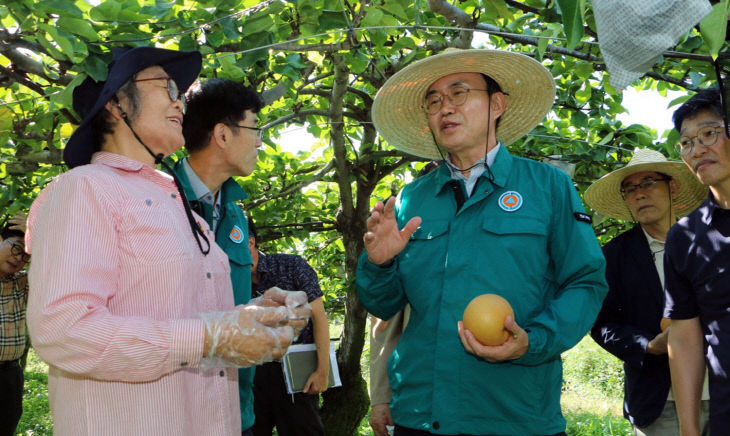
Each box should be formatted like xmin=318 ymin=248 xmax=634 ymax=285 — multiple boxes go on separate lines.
xmin=371 ymin=48 xmax=555 ymax=160
xmin=584 ymin=148 xmax=707 ymax=221
xmin=65 ymin=46 xmax=202 ymax=169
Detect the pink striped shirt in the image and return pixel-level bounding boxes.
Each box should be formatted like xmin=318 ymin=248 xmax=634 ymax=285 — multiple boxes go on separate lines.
xmin=26 ymin=152 xmax=240 ymax=435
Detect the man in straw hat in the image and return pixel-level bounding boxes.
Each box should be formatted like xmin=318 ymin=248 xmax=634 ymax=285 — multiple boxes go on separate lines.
xmin=664 ymin=88 xmax=730 ymax=435
xmin=585 ymin=147 xmax=708 ymax=436
xmin=25 ymin=46 xmax=310 ymax=435
xmin=356 ymin=48 xmax=608 ymax=435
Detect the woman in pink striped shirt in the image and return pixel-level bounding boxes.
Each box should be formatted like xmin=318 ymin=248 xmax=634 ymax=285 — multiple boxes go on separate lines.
xmin=25 ymin=46 xmax=310 ymax=436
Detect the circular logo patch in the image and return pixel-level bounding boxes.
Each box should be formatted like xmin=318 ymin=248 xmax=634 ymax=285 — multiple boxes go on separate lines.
xmin=229 ymin=225 xmax=244 ymax=244
xmin=498 ymin=191 xmax=523 ymax=212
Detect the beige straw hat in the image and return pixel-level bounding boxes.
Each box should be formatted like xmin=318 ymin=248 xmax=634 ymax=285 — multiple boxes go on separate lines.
xmin=584 ymin=148 xmax=707 ymax=221
xmin=371 ymin=48 xmax=556 ymax=160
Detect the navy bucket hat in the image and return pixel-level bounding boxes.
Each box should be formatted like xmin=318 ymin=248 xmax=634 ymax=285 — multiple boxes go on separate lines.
xmin=65 ymin=46 xmax=202 ymax=169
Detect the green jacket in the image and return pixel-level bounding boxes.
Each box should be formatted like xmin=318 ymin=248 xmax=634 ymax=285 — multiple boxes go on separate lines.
xmin=356 ymin=146 xmax=607 ymax=435
xmin=172 ymin=159 xmax=255 ymax=431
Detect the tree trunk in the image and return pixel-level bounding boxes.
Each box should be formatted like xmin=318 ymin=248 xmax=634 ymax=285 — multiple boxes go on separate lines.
xmin=319 ymin=52 xmax=372 ymax=435
xmin=320 ymin=289 xmax=369 ymax=435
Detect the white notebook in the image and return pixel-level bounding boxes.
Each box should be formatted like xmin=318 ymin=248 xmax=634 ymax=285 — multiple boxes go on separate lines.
xmin=281 ymin=342 xmax=342 ymax=394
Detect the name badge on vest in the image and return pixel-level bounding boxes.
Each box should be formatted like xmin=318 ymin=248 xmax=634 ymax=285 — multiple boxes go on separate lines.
xmin=229 ymin=225 xmax=244 ymax=244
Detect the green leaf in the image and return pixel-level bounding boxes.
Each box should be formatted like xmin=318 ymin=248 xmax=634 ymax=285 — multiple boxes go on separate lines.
xmin=481 ymin=2 xmax=499 ymax=20
xmin=89 ymin=1 xmax=122 ymax=21
xmin=318 ymin=10 xmax=349 ymax=30
xmin=362 ymin=8 xmax=384 ymax=27
xmin=597 ymin=131 xmax=614 ymax=145
xmin=241 ymin=15 xmax=275 ymax=36
xmin=32 ymin=31 xmax=64 ymax=61
xmin=575 ymin=85 xmax=591 ymax=103
xmin=574 ymin=62 xmax=593 ymax=80
xmin=379 ymin=2 xmax=409 ymax=21
xmin=58 ymin=74 xmax=88 ymax=112
xmin=571 ymin=110 xmax=588 ymax=128
xmin=37 ymin=23 xmax=74 ymax=61
xmin=36 ymin=0 xmax=83 ymax=18
xmin=536 ymin=37 xmax=548 ymax=61
xmin=0 ymin=107 xmax=13 ymax=133
xmin=668 ymin=94 xmax=691 ymax=109
xmin=206 ymin=30 xmax=225 ymax=47
xmin=368 ymin=28 xmax=387 ymax=47
xmin=392 ymin=36 xmax=417 ymax=51
xmin=267 ymin=1 xmax=286 ymax=15
xmin=556 ymin=0 xmax=585 ymax=50
xmin=57 ymin=16 xmax=100 ymax=42
xmin=80 ymin=55 xmax=109 ymax=82
xmin=484 ymin=0 xmax=513 ymax=20
xmin=219 ymin=55 xmax=245 ymax=81
xmin=345 ymin=51 xmax=369 ymax=74
xmin=285 ymin=53 xmax=307 ymax=69
xmin=179 ymin=35 xmax=198 ymax=52
xmin=700 ymin=1 xmax=729 ymax=58
xmin=220 ymin=17 xmax=241 ymax=40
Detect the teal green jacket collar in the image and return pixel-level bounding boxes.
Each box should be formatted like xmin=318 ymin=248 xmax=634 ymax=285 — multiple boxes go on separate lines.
xmin=172 ymin=158 xmax=248 ymax=206
xmin=432 ymin=145 xmax=513 ymax=198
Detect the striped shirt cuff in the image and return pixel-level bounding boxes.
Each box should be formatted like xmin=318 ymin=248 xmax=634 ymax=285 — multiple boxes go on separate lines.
xmin=170 ymin=318 xmax=205 ymax=369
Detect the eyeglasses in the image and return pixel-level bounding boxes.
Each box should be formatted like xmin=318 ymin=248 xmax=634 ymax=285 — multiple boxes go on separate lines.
xmin=676 ymin=126 xmax=725 ymax=156
xmin=422 ymin=86 xmax=489 ymax=114
xmin=227 ymin=123 xmax=264 ymax=140
xmin=133 ymin=76 xmax=186 ymax=113
xmin=620 ymin=177 xmax=671 ymax=198
xmin=7 ymin=241 xmax=30 ymax=262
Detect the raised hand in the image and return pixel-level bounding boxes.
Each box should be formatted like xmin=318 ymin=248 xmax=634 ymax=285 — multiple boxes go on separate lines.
xmin=363 ymin=197 xmax=421 ymax=265
xmin=8 ymin=213 xmax=27 ymax=234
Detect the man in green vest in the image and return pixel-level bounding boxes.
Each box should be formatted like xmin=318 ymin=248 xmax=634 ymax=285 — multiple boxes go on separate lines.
xmin=173 ymin=78 xmax=265 ymax=435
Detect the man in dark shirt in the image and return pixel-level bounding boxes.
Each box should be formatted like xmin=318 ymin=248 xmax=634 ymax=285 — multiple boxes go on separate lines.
xmin=248 ymin=219 xmax=330 ymax=436
xmin=665 ymin=88 xmax=730 ymax=436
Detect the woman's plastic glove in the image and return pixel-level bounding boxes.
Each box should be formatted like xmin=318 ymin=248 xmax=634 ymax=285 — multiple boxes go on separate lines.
xmin=200 ymin=304 xmax=295 ymax=368
xmin=248 ymin=287 xmax=312 ymax=339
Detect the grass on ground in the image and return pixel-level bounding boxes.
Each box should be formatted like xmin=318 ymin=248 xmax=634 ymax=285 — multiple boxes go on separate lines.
xmin=19 ymin=334 xmax=632 ymax=436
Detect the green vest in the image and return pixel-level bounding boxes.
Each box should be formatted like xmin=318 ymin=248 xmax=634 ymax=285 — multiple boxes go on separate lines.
xmin=172 ymin=159 xmax=255 ymax=430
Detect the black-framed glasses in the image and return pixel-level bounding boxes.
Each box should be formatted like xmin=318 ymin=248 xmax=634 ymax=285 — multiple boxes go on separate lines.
xmin=676 ymin=126 xmax=725 ymax=156
xmin=620 ymin=177 xmax=671 ymax=198
xmin=714 ymin=55 xmax=730 ymax=139
xmin=422 ymin=86 xmax=489 ymax=114
xmin=8 ymin=241 xmax=30 ymax=262
xmin=227 ymin=123 xmax=264 ymax=140
xmin=133 ymin=76 xmax=186 ymax=113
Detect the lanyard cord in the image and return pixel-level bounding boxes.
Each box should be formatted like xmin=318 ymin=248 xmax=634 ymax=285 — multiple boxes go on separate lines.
xmin=118 ymin=110 xmax=211 ymax=256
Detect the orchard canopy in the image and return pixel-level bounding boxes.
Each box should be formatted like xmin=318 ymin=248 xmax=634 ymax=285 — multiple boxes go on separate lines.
xmin=1 ymin=1 xmax=728 ymax=434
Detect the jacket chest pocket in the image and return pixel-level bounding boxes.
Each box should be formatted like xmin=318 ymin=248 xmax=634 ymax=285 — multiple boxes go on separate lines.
xmin=409 ymin=219 xmax=450 ymax=241
xmin=479 ymin=215 xmax=549 ymax=277
xmin=481 ymin=215 xmax=547 ymax=237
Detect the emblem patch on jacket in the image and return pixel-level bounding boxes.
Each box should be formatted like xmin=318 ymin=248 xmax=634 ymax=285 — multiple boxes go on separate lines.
xmin=498 ymin=191 xmax=523 ymax=212
xmin=229 ymin=225 xmax=244 ymax=243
